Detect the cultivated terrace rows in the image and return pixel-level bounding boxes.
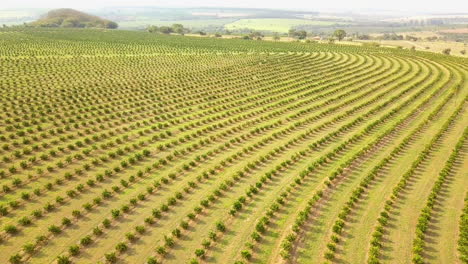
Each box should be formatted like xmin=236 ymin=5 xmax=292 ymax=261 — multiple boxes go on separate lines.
xmin=0 ymin=28 xmax=466 ymax=264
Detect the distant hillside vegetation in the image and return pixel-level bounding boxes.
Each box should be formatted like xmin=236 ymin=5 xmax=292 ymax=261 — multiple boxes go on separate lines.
xmin=31 ymin=8 xmax=118 ymax=29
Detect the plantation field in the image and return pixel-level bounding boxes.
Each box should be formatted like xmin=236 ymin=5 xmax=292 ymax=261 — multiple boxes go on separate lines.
xmin=0 ymin=28 xmax=467 ymax=264
xmin=224 ymin=19 xmax=350 ymax=33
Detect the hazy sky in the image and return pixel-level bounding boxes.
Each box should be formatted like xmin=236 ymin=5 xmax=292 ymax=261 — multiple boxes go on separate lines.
xmin=1 ymin=0 xmax=467 ymax=13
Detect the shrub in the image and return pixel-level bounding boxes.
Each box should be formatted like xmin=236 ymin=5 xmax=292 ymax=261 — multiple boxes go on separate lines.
xmin=0 ymin=205 xmax=8 ymax=216
xmin=172 ymin=228 xmax=181 ymax=238
xmin=135 ymin=225 xmax=145 ymax=234
xmin=23 ymin=243 xmax=35 ymax=253
xmin=202 ymin=239 xmax=211 ymax=249
xmin=324 ymin=251 xmax=334 ymax=260
xmin=93 ymin=227 xmax=103 ymax=236
xmin=126 ymin=232 xmax=137 ymax=242
xmin=147 ymin=257 xmax=159 ymax=264
xmin=9 ymin=254 xmax=22 ymax=264
xmin=216 ymin=221 xmax=226 ymax=232
xmin=152 ymin=208 xmax=162 ymax=218
xmin=80 ymin=235 xmax=92 ymax=246
xmin=18 ymin=217 xmax=31 ymax=226
xmin=69 ymin=245 xmax=80 ymax=256
xmin=4 ymin=224 xmax=18 ymax=234
xmin=180 ymin=220 xmax=189 ymax=229
xmin=57 ymin=256 xmax=71 ymax=264
xmin=111 ymin=209 xmax=120 ymax=218
xmin=116 ymin=242 xmax=128 ymax=252
xmin=195 ymin=248 xmax=206 ymax=258
xmin=156 ymin=246 xmax=166 ymax=256
xmin=72 ymin=210 xmax=81 ymax=218
xmin=32 ymin=209 xmax=42 ymax=218
xmin=105 ymin=252 xmax=117 ymax=263
xmin=62 ymin=217 xmax=72 ymax=226
xmin=145 ymin=217 xmax=155 ymax=225
xmin=164 ymin=235 xmax=175 ymax=247
xmin=103 ymin=218 xmax=111 ymax=228
xmin=241 ymin=250 xmax=252 ymax=260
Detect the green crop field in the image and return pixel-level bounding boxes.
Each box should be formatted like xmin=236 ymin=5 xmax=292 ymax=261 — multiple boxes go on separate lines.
xmin=0 ymin=28 xmax=467 ymax=264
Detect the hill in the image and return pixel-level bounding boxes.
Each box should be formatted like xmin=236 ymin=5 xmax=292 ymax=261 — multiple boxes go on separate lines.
xmin=30 ymin=8 xmax=118 ymax=28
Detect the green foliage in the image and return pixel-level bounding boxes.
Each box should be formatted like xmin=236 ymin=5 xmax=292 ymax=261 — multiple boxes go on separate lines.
xmin=333 ymin=29 xmax=346 ymax=41
xmin=147 ymin=24 xmax=190 ymax=35
xmin=0 ymin=27 xmax=465 ymax=264
xmin=288 ymin=29 xmax=307 ymax=39
xmin=31 ymin=9 xmax=118 ymax=29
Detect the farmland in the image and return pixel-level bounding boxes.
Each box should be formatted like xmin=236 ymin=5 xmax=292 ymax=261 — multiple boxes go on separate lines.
xmin=117 ymin=19 xmax=236 ymax=31
xmin=224 ymin=19 xmax=350 ymax=33
xmin=0 ymin=28 xmax=467 ymax=264
xmin=353 ymin=39 xmax=468 ymax=58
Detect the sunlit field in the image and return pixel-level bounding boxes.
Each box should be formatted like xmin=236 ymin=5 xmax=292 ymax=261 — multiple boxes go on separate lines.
xmin=0 ymin=28 xmax=467 ymax=264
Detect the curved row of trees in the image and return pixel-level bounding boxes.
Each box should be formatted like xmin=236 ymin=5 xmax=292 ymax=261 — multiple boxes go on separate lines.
xmin=3 ymin=51 xmax=358 ymax=262
xmin=459 ymin=194 xmax=468 ymax=263
xmin=1 ymin=28 xmax=467 ymax=264
xmin=412 ymin=126 xmax=468 ymax=264
xmin=275 ymin=57 xmax=447 ymax=261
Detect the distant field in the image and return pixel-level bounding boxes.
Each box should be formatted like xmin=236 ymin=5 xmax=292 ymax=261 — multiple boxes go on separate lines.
xmin=117 ymin=18 xmax=236 ymax=30
xmin=439 ymin=28 xmax=468 ymax=34
xmin=356 ymin=39 xmax=467 ymax=57
xmin=0 ymin=28 xmax=467 ymax=264
xmin=370 ymin=31 xmax=441 ymax=39
xmin=224 ymin=18 xmax=349 ymax=33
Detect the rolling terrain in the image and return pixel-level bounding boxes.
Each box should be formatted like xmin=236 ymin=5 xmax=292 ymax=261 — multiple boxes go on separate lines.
xmin=0 ymin=28 xmax=466 ymax=264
